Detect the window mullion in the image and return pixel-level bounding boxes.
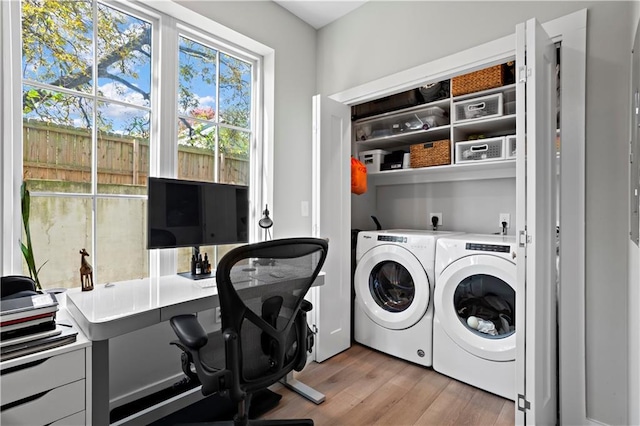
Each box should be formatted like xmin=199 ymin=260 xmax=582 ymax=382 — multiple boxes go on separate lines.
xmin=214 ymin=50 xmax=221 ymax=183
xmin=153 ymin=14 xmax=179 ymax=277
xmin=91 ymin=0 xmax=99 ymax=283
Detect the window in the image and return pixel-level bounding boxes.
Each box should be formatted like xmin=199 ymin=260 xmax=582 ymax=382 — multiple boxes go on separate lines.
xmin=175 ymin=32 xmax=253 ymax=271
xmin=14 ymin=0 xmax=262 ymax=289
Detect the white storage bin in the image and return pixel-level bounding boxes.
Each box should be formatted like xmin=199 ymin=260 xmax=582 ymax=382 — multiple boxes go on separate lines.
xmin=453 ymin=93 xmax=503 ymax=123
xmin=505 ymin=135 xmax=517 ymax=158
xmin=455 ymin=137 xmax=505 ymax=164
xmin=358 ymin=149 xmax=390 ymax=173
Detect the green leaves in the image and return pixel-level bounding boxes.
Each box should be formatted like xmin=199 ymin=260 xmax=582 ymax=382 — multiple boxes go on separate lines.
xmin=20 ymin=181 xmax=45 ymax=290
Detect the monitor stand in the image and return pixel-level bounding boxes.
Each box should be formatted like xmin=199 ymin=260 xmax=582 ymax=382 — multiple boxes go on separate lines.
xmin=178 ymin=271 xmax=215 ymax=280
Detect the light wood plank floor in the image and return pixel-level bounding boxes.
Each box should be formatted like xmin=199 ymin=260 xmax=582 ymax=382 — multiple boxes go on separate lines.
xmin=261 ymin=344 xmax=514 ymax=426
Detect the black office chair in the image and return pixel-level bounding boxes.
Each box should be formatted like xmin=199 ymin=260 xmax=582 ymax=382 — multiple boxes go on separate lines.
xmin=1 ymin=276 xmax=39 ymax=300
xmin=169 ymin=237 xmax=328 ymax=426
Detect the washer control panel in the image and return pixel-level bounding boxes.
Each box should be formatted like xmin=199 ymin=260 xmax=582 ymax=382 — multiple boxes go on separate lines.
xmin=377 ymin=235 xmax=408 ymax=243
xmin=466 ymin=243 xmax=510 ymax=253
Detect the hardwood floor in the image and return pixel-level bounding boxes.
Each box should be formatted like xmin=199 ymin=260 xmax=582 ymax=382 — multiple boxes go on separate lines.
xmin=261 ymin=344 xmax=514 ymax=425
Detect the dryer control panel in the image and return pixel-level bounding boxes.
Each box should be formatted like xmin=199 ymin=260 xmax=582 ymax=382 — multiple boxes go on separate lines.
xmin=378 ymin=235 xmax=408 ymax=243
xmin=466 ymin=243 xmax=510 ymax=253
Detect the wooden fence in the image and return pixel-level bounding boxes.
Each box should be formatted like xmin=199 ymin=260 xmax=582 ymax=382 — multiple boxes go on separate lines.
xmin=23 ymin=120 xmax=249 ymax=186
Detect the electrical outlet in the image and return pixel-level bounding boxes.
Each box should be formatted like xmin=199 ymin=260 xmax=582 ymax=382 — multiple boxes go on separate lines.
xmin=215 ymin=307 xmax=222 ymax=323
xmin=499 ymin=213 xmax=511 ymax=228
xmin=429 ymin=213 xmax=443 ymax=227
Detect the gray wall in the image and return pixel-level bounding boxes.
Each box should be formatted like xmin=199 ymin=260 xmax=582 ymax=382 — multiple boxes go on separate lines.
xmin=353 ymin=180 xmax=516 ymax=235
xmin=317 ymin=2 xmax=633 ymax=425
xmin=629 ymin=6 xmax=640 ymax=426
xmin=176 ymin=0 xmax=317 ymax=239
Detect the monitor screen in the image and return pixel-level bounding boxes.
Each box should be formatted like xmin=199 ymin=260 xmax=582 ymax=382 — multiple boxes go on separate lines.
xmin=147 ymin=177 xmax=249 ymax=249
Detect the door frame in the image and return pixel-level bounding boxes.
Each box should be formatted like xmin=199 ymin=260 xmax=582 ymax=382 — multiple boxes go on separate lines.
xmin=329 ymin=9 xmax=587 ymax=425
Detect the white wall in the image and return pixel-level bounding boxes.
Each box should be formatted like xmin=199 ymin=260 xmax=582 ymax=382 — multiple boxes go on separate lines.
xmin=0 ymin=2 xmax=4 ymax=273
xmin=318 ymin=2 xmax=633 ymax=425
xmin=352 ymin=179 xmax=516 ymax=235
xmin=629 ymin=5 xmax=640 ymax=426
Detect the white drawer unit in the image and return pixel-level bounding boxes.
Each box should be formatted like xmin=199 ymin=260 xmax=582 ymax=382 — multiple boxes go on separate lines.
xmin=1 ymin=379 xmax=85 ymax=425
xmin=1 ymin=348 xmax=85 ymax=405
xmin=0 ymin=310 xmax=91 ymax=426
xmin=50 ymin=411 xmax=86 ymax=426
xmin=455 ymin=137 xmax=506 ymax=164
xmin=453 ymin=93 xmax=503 ymax=123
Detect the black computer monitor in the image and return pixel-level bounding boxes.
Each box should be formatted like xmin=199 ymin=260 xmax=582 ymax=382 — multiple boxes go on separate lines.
xmin=147 ymin=177 xmax=249 ymax=249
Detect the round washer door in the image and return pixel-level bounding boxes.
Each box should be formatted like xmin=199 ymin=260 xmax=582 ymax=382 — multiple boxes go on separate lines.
xmin=435 ymin=254 xmax=516 ymax=361
xmin=354 ymin=244 xmax=430 ymax=330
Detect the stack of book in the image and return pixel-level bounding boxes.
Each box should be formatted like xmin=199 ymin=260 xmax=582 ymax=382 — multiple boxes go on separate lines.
xmin=0 ymin=293 xmax=77 ymax=361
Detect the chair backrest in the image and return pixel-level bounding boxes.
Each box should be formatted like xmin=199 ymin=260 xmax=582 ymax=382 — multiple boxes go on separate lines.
xmin=1 ymin=276 xmax=38 ymax=300
xmin=215 ymin=237 xmax=327 ymax=392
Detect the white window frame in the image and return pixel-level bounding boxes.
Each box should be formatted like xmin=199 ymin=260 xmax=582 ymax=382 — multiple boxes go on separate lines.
xmin=1 ymin=0 xmax=275 ymax=280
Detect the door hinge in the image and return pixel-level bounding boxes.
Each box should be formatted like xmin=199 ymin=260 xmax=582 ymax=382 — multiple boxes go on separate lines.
xmin=312 ymin=324 xmax=318 ymax=335
xmin=517 ymin=394 xmax=531 ymax=412
xmin=518 ymin=230 xmax=531 ymax=247
xmin=518 ymin=66 xmax=530 ymax=83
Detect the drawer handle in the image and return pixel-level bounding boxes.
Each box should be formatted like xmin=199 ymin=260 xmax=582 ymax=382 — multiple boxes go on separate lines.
xmin=470 ymin=144 xmax=489 ymax=152
xmin=1 ymin=389 xmax=50 ymax=412
xmin=1 ymin=357 xmax=49 ymax=376
xmin=467 ymin=102 xmax=486 ymax=111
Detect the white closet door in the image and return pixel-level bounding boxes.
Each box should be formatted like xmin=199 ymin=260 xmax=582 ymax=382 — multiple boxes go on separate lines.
xmin=309 ymin=95 xmax=351 ymax=362
xmin=515 ymin=18 xmax=558 ymax=425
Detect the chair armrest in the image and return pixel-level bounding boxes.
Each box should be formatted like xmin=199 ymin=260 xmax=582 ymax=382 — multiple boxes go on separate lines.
xmin=300 ymin=300 xmax=313 ymax=313
xmin=170 ymin=314 xmax=208 ymax=350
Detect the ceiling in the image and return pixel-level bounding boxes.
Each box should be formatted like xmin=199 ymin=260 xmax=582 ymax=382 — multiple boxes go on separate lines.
xmin=273 ymin=1 xmax=368 ymax=29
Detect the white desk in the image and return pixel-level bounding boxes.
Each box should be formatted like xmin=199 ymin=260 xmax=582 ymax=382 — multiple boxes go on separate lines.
xmin=66 ymin=273 xmax=324 ymax=426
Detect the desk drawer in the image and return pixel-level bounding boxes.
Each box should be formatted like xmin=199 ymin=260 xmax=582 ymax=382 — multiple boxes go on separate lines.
xmin=1 ymin=349 xmax=85 ymax=405
xmin=0 ymin=379 xmax=85 ymax=426
xmin=50 ymin=410 xmax=85 ymax=426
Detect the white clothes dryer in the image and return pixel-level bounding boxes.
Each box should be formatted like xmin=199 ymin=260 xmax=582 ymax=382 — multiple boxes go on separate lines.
xmin=354 ymin=229 xmax=463 ymax=367
xmin=433 ymin=234 xmax=517 ymax=400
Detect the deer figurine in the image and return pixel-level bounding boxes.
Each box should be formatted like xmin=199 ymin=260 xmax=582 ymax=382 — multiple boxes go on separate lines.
xmin=79 ymin=248 xmax=94 ymax=291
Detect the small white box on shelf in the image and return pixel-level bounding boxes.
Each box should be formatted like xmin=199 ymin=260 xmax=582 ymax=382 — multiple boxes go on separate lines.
xmin=505 ymin=135 xmax=517 ymax=158
xmin=455 ymin=137 xmax=506 ymax=164
xmin=358 ymin=149 xmax=390 ymax=173
xmin=453 ymin=93 xmax=503 ymax=123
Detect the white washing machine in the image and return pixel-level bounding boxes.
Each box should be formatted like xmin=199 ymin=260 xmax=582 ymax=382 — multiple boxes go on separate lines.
xmin=354 ymin=229 xmax=462 ymax=367
xmin=433 ymin=234 xmax=517 ymax=400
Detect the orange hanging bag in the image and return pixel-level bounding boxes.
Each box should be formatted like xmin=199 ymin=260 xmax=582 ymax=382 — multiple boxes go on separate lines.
xmin=351 ymin=156 xmax=367 ymax=195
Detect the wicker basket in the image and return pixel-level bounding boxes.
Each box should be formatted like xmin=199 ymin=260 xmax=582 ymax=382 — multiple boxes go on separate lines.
xmin=410 ymin=139 xmax=451 ymax=168
xmin=452 ymin=65 xmax=505 ymax=97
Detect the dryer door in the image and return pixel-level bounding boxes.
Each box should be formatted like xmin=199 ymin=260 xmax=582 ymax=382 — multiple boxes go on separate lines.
xmin=435 ymin=255 xmax=516 ymax=361
xmin=354 ymin=244 xmax=430 ymax=330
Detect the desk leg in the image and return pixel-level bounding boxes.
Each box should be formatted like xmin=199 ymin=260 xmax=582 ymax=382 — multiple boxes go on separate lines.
xmin=280 ymin=372 xmax=325 ymax=404
xmin=92 ymin=339 xmax=110 ymax=426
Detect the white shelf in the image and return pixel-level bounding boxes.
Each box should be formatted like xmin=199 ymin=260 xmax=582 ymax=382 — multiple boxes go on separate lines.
xmin=452 ymin=83 xmax=516 ymax=101
xmin=354 ymin=98 xmax=450 ymax=123
xmin=453 ymin=113 xmax=516 ymax=133
xmin=366 ymin=159 xmax=516 ymax=186
xmin=355 ymin=125 xmax=451 ymax=151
